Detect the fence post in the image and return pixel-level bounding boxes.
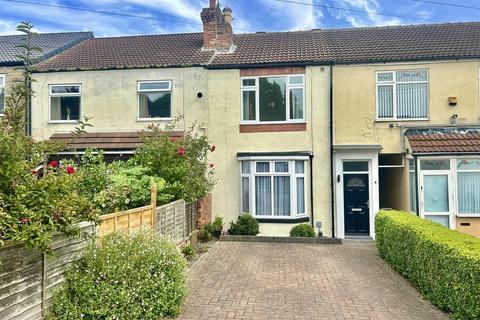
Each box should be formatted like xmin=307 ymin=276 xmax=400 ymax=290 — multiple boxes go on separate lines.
xmin=151 ymin=183 xmax=157 ymax=231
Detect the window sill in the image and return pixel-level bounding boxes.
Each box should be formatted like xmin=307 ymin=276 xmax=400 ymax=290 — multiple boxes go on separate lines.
xmin=239 ymin=123 xmax=306 ymax=133
xmin=456 ymin=214 xmax=480 ymax=218
xmin=49 ymin=120 xmax=79 ymax=124
xmin=375 ymin=118 xmax=429 ymax=123
xmin=137 ymin=118 xmax=172 ymax=122
xmin=255 ymin=216 xmax=309 ymax=224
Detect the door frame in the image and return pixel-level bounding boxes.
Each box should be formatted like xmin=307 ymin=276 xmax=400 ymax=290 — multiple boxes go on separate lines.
xmin=419 ymin=169 xmax=455 ymax=229
xmin=334 ymin=147 xmax=380 ymax=239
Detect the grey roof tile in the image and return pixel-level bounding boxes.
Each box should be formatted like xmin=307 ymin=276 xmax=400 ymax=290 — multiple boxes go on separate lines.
xmin=0 ymin=31 xmax=93 ymax=65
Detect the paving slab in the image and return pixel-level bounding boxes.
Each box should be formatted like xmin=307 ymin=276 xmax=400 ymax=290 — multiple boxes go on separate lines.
xmin=178 ymin=241 xmax=448 ymax=320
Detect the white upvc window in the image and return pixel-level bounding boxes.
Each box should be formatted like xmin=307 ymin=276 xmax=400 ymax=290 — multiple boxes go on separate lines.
xmin=0 ymin=74 xmax=5 ymax=115
xmin=241 ymin=74 xmax=305 ymax=123
xmin=240 ymin=158 xmax=307 ymax=219
xmin=456 ymin=158 xmax=480 ymax=216
xmin=137 ymin=80 xmax=172 ymax=121
xmin=376 ymin=70 xmax=428 ymax=120
xmin=49 ymin=84 xmax=81 ymax=123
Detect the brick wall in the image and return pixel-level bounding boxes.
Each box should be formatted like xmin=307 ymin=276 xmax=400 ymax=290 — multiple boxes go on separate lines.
xmin=0 ymin=66 xmax=23 ymax=94
xmin=200 ymin=2 xmax=233 ymax=51
xmin=196 ymin=193 xmax=212 ymax=229
xmin=240 ymin=67 xmax=306 ymax=77
xmin=239 ymin=123 xmax=307 ymax=133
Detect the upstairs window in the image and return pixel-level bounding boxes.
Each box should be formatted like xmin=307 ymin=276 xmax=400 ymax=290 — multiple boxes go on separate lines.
xmin=0 ymin=75 xmax=4 ymax=115
xmin=376 ymin=70 xmax=428 ymax=120
xmin=241 ymin=75 xmax=305 ymax=123
xmin=49 ymin=84 xmax=81 ymax=122
xmin=138 ymin=81 xmax=172 ymax=120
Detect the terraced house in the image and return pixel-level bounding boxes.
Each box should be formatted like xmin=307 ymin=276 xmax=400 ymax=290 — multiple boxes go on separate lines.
xmin=0 ymin=31 xmax=93 ymax=133
xmin=28 ymin=0 xmax=480 ymax=238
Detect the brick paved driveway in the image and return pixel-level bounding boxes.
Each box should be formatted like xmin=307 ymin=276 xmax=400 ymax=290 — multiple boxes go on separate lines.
xmin=178 ymin=241 xmax=448 ymax=320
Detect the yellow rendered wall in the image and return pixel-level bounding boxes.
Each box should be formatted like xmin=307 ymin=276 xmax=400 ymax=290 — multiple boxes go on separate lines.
xmin=31 ymin=67 xmax=208 ymax=140
xmin=206 ymin=66 xmax=332 ymax=236
xmin=334 ymin=60 xmax=480 ymax=153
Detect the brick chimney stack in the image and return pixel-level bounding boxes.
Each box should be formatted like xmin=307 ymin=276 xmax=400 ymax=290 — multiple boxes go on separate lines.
xmin=201 ymin=0 xmax=234 ymax=52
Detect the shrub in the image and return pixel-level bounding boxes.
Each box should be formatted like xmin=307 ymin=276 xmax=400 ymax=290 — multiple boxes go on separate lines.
xmin=197 ymin=228 xmax=213 ymax=242
xmin=48 ymin=231 xmax=187 ymax=320
xmin=376 ymin=210 xmax=480 ymax=319
xmin=181 ymin=244 xmax=196 ymax=260
xmin=290 ymin=224 xmax=316 ymax=237
xmin=0 ymin=21 xmax=95 ymax=253
xmin=228 ymin=214 xmax=259 ymax=236
xmin=204 ymin=216 xmax=223 ymax=238
xmin=134 ymin=121 xmax=215 ymax=202
xmin=93 ymin=161 xmax=173 ymax=215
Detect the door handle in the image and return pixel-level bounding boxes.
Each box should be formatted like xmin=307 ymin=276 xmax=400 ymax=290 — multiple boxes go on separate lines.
xmin=351 ymin=208 xmax=362 ymax=212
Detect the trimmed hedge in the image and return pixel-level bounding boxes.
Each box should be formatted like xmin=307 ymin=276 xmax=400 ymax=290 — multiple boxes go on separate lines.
xmin=376 ymin=210 xmax=480 ymax=319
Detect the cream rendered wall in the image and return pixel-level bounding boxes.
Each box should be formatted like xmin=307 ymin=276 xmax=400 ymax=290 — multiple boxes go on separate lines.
xmin=31 ymin=67 xmax=208 ymax=140
xmin=206 ymin=66 xmax=332 ymax=236
xmin=334 ymin=60 xmax=480 ymax=153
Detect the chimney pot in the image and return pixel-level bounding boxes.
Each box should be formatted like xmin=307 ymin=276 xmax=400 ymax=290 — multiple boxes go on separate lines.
xmin=201 ymin=1 xmax=234 ymax=52
xmin=223 ymin=7 xmax=232 ymax=24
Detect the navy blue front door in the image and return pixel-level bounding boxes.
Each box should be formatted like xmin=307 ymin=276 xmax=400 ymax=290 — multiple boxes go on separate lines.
xmin=344 ymin=174 xmax=370 ymax=235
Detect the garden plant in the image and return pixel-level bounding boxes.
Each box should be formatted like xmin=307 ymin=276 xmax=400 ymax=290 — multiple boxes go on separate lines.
xmin=228 ymin=214 xmax=260 ymax=236
xmin=48 ymin=231 xmax=187 ymax=320
xmin=376 ymin=210 xmax=480 ymax=319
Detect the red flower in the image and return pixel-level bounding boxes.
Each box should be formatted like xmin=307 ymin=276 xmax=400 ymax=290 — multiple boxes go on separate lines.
xmin=209 ymin=163 xmax=214 ymax=168
xmin=31 ymin=169 xmax=37 ymax=175
xmin=19 ymin=217 xmax=30 ymax=224
xmin=66 ymin=166 xmax=76 ymax=174
xmin=177 ymin=146 xmax=185 ymax=156
xmin=48 ymin=160 xmax=58 ymax=167
xmin=210 ymin=144 xmax=216 ymax=152
xmin=170 ymin=137 xmax=177 ymax=142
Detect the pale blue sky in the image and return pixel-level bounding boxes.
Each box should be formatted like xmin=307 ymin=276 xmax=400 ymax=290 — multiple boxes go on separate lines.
xmin=0 ymin=0 xmax=479 ymax=36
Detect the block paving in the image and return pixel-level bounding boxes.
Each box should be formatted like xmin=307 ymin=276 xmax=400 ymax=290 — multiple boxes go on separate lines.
xmin=178 ymin=241 xmax=448 ymax=320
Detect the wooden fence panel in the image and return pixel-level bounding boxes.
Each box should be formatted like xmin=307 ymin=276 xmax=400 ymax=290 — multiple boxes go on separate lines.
xmin=0 ymin=222 xmax=94 ymax=320
xmin=0 ymin=196 xmax=197 ymax=320
xmin=97 ymin=206 xmax=154 ymax=238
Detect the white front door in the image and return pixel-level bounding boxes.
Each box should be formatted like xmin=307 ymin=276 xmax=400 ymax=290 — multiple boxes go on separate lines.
xmin=419 ymin=163 xmax=455 ymax=229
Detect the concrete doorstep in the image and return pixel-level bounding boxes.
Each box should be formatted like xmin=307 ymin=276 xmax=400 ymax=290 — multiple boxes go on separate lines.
xmin=219 ymin=234 xmax=342 ymax=244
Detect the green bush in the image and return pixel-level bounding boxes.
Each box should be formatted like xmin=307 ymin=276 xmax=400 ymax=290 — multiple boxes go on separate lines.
xmin=181 ymin=244 xmax=196 ymax=260
xmin=197 ymin=228 xmax=213 ymax=242
xmin=204 ymin=216 xmax=223 ymax=238
xmin=290 ymin=224 xmax=316 ymax=237
xmin=48 ymin=231 xmax=187 ymax=320
xmin=134 ymin=121 xmax=215 ymax=202
xmin=92 ymin=161 xmax=173 ymax=215
xmin=228 ymin=214 xmax=259 ymax=236
xmin=376 ymin=210 xmax=480 ymax=319
xmin=0 ymin=21 xmax=95 ymax=254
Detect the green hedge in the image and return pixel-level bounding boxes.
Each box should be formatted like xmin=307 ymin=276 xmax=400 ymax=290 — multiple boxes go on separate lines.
xmin=376 ymin=210 xmax=480 ymax=319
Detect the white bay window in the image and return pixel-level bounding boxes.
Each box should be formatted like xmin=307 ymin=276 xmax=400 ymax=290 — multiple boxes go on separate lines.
xmin=241 ymin=75 xmax=305 ymax=123
xmin=240 ymin=159 xmax=307 ymax=219
xmin=376 ymin=70 xmax=428 ymax=120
